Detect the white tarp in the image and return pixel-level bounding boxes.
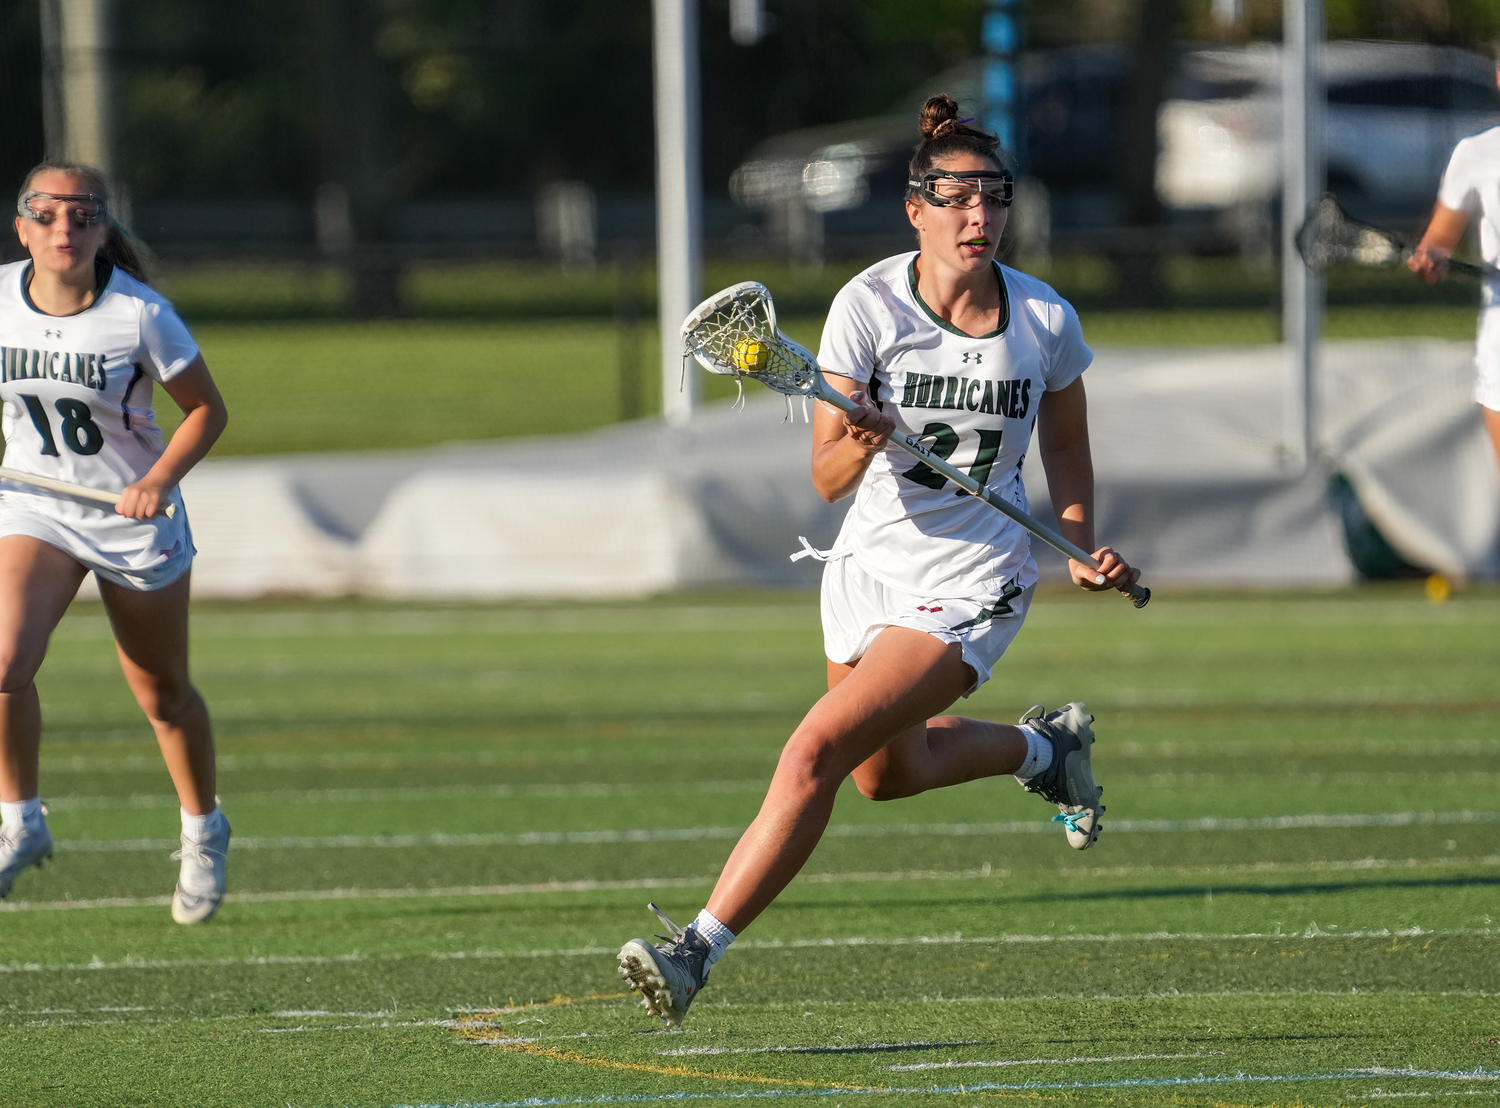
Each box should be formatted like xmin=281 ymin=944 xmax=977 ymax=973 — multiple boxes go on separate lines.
xmin=158 ymin=339 xmax=1497 ymax=599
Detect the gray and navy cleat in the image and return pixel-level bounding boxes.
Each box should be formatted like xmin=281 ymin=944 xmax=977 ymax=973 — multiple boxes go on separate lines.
xmin=1019 ymin=702 xmax=1105 ymax=849
xmin=617 ymin=902 xmax=712 ymax=1026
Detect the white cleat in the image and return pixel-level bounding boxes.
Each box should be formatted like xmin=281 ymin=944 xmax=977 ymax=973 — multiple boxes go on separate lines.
xmin=171 ymin=811 xmax=230 ymax=924
xmin=0 ymin=823 xmax=54 ymax=898
xmin=1019 ymin=702 xmax=1105 ymax=849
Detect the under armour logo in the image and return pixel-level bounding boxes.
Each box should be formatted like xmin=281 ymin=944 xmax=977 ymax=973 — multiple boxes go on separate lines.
xmin=44 ymin=329 xmax=62 ymax=338
xmin=962 ymin=352 xmax=982 ymax=365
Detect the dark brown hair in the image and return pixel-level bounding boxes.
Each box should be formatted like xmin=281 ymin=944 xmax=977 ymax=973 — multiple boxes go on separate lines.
xmin=16 ymin=160 xmax=149 ymax=282
xmin=907 ymin=94 xmax=1006 ymax=198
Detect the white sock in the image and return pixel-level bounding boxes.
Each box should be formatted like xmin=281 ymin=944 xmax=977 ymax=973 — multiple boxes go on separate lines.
xmin=1013 ymin=725 xmax=1054 ymax=783
xmin=1 ymin=797 xmax=44 ymax=832
xmin=689 ymin=908 xmax=737 ymax=970
xmin=181 ymin=806 xmax=220 ymax=843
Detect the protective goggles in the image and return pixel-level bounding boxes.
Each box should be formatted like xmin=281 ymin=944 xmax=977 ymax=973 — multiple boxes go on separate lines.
xmin=907 ymin=170 xmax=1013 ymax=209
xmin=17 ymin=191 xmax=107 ymax=227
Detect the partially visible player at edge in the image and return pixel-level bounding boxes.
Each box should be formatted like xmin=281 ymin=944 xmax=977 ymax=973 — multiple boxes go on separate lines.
xmin=0 ymin=162 xmax=231 ymax=922
xmin=618 ymin=95 xmax=1141 ymax=1024
xmin=1408 ymin=52 xmax=1500 ymax=469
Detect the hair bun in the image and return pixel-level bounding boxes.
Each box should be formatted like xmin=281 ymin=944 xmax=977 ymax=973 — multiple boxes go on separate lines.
xmin=918 ymin=93 xmax=961 ymax=141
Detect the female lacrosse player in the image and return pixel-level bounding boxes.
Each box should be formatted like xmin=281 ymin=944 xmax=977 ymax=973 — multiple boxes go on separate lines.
xmin=618 ymin=95 xmax=1140 ymax=1024
xmin=1409 ymin=59 xmax=1500 ymax=469
xmin=0 ymin=162 xmax=230 ymax=922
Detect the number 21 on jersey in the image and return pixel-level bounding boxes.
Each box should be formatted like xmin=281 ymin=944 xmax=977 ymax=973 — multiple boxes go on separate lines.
xmin=899 ymin=423 xmax=1002 ymax=491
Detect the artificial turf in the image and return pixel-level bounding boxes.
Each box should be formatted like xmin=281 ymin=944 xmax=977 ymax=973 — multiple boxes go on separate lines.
xmin=1 ymin=585 xmax=1496 ymax=1106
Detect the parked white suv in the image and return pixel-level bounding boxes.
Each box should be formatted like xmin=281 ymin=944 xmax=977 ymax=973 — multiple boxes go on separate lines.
xmin=1157 ymin=41 xmax=1500 ymax=218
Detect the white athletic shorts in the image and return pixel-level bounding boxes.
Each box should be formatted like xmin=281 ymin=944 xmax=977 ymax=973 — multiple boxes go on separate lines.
xmin=1475 ymin=309 xmax=1500 ymax=411
xmin=0 ymin=488 xmax=194 ymax=591
xmin=820 ymin=553 xmax=1034 ymax=697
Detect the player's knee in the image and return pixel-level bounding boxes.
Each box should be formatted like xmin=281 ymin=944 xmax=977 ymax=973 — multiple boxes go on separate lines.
xmin=0 ymin=645 xmax=46 ymax=695
xmin=134 ymin=679 xmax=198 ymax=725
xmin=775 ymin=730 xmax=853 ymax=794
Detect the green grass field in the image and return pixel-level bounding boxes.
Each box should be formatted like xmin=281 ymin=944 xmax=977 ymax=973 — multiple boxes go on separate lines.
xmin=2 ymin=586 xmax=1498 ymax=1107
xmin=167 ymin=301 xmax=1480 ymax=456
xmin=134 ymin=252 xmax=1487 ymax=456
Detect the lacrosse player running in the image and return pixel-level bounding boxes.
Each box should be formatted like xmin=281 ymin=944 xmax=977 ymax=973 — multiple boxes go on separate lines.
xmin=0 ymin=162 xmax=231 ymax=922
xmin=618 ymin=94 xmax=1140 ymax=1025
xmin=1409 ymin=56 xmax=1500 ymax=468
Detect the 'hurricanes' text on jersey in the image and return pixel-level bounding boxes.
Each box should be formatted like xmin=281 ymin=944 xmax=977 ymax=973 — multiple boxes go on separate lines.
xmin=0 ymin=259 xmax=199 ymax=495
xmin=817 ymin=253 xmax=1092 ymax=597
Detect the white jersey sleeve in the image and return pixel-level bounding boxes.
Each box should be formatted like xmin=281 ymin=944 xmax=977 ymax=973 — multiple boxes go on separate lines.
xmin=1036 ymin=293 xmax=1091 ymax=391
xmin=815 ymin=253 xmax=1092 ymax=598
xmin=139 ymin=297 xmax=200 ymax=382
xmin=1434 ymin=129 xmax=1500 ymax=320
xmin=1438 ymin=127 xmax=1500 ymax=274
xmin=0 ymin=261 xmax=201 ymax=494
xmin=819 ymin=274 xmax=889 ymax=386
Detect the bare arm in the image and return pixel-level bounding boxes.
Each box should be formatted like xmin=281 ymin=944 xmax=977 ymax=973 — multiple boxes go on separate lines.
xmin=811 ymin=372 xmax=896 ymax=503
xmin=1408 ymin=202 xmax=1470 ymax=284
xmin=1037 ymin=376 xmax=1139 ymax=592
xmin=117 ymin=355 xmax=228 ymax=519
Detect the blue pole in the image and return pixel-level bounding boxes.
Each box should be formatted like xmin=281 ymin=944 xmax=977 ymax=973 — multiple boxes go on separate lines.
xmin=982 ymin=0 xmax=1024 ymax=166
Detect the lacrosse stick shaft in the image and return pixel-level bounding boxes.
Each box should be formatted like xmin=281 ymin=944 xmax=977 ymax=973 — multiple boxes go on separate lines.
xmin=0 ymin=466 xmax=176 ymax=518
xmin=1439 ymin=256 xmax=1494 ymax=278
xmin=1383 ymin=248 xmax=1493 ymax=278
xmin=815 ymin=381 xmax=1150 ymax=608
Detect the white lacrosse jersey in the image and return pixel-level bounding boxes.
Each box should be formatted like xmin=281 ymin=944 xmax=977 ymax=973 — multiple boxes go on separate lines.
xmin=1438 ymin=125 xmax=1500 ymax=311
xmin=0 ymin=260 xmax=199 ymax=493
xmin=817 ymin=253 xmax=1092 ymax=597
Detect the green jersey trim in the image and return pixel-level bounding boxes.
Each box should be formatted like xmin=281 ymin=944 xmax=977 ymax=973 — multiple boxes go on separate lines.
xmin=906 ymin=257 xmax=1010 ymax=339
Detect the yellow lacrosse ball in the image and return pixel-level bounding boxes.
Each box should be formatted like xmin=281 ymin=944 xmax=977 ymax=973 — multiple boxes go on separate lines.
xmin=732 ymin=338 xmax=769 ymax=373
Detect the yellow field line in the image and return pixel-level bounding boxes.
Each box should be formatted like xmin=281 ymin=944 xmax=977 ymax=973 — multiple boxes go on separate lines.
xmin=453 ymin=1004 xmax=879 ymax=1091
xmin=487 ymin=1039 xmax=881 ymax=1089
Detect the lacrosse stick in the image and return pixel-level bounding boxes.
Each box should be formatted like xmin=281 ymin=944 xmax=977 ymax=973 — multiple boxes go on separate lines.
xmin=681 ymin=282 xmax=1150 ymax=608
xmin=0 ymin=466 xmax=176 ymax=518
xmin=1295 ymin=195 xmax=1495 ymax=277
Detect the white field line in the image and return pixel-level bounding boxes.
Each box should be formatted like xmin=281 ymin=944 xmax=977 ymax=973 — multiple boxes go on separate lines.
xmin=13 ymin=1006 xmax=401 ymax=1019
xmin=42 ymin=809 xmax=1500 ymax=854
xmin=256 ymin=1017 xmax=454 ymax=1034
xmin=329 ymin=1068 xmax=1500 ymax=1108
xmin=5 ymin=852 xmax=1499 ymax=915
xmin=37 ymin=737 xmax=1500 ymax=774
xmin=41 ymin=776 xmax=1500 ymax=812
xmin=20 ymin=1013 xmax=453 ymax=1032
xmin=4 ymin=924 xmax=1498 ymax=976
xmin=888 ymin=1051 xmax=1218 ymax=1071
xmin=1364 ymin=1093 xmax=1494 ymax=1098
xmin=45 ymin=780 xmax=770 ymax=811
xmin=1356 ymin=1069 xmax=1500 ymax=1081
xmin=456 ymin=1031 xmax=625 ymax=1047
xmin=57 ymin=604 xmax=821 ymax=644
xmin=657 ymin=1039 xmax=987 ymax=1056
xmin=654 ymin=1045 xmax=1218 ymax=1066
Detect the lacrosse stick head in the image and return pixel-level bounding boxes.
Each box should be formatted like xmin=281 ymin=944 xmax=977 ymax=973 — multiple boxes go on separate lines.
xmin=1296 ymin=195 xmax=1404 ymax=273
xmin=681 ymin=281 xmax=821 ymax=398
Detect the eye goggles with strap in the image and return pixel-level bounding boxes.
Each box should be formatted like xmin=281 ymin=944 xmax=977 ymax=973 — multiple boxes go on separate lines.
xmin=907 ymin=169 xmax=1014 ymax=210
xmin=17 ymin=191 xmax=108 ymax=227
